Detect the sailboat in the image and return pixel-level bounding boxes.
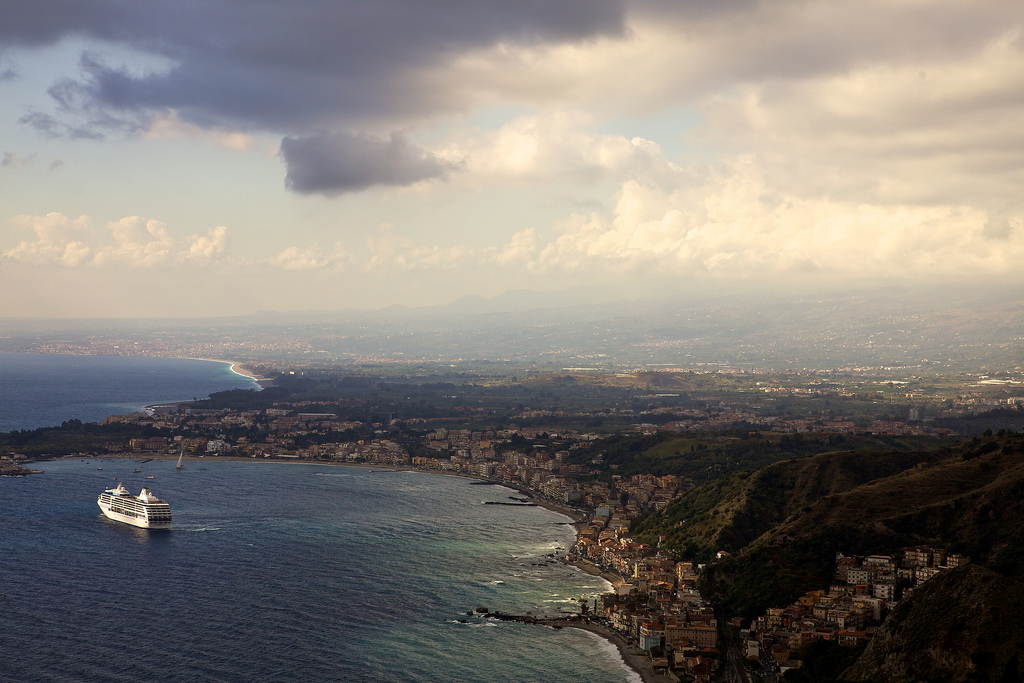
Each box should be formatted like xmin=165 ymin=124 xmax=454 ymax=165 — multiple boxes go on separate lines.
xmin=176 ymin=448 xmax=186 ymax=471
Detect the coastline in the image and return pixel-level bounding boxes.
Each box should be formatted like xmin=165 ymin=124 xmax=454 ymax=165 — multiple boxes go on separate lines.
xmin=50 ymin=453 xmax=665 ymax=683
xmin=8 ymin=455 xmax=654 ymax=683
xmin=565 ymin=555 xmax=627 ymax=590
xmin=141 ymin=357 xmax=269 ymax=415
xmin=188 ymin=358 xmax=273 ymax=386
xmin=556 ymin=623 xmax=674 ymax=683
xmin=0 ymin=354 xmax=269 ymax=432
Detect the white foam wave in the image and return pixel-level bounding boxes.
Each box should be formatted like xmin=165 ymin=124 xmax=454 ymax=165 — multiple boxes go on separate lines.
xmin=448 ymin=620 xmax=499 ymax=628
xmin=574 ymin=629 xmax=643 ymax=683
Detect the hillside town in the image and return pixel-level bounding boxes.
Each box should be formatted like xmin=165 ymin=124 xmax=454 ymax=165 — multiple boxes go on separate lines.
xmin=742 ymin=546 xmax=970 ymax=677
xmin=567 ymin=519 xmax=722 ymax=680
xmin=7 ymin=388 xmax=1014 ymax=681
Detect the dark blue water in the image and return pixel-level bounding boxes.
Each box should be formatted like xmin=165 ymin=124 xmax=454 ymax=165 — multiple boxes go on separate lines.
xmin=0 ymin=460 xmax=634 ymax=682
xmin=0 ymin=353 xmax=258 ymax=432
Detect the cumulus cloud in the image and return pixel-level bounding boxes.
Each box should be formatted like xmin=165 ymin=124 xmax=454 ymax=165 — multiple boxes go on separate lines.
xmin=4 ymin=0 xmax=1024 ymax=296
xmin=346 ymin=147 xmax=1023 ymax=280
xmin=94 ymin=216 xmax=174 ymax=266
xmin=691 ymin=26 xmax=1024 ymax=211
xmin=492 ymin=156 xmax=1024 ymax=279
xmin=424 ymin=1 xmax=1017 ymax=116
xmin=280 ymin=131 xmax=456 ymax=195
xmin=437 ymin=3 xmax=1024 ymax=216
xmin=366 ymin=225 xmax=473 ymax=271
xmin=2 ymin=213 xmax=93 ymax=266
xmin=269 ymin=242 xmax=349 ymax=270
xmin=438 ymin=110 xmax=670 ymax=185
xmin=7 ymin=1 xmax=1024 ymax=210
xmin=184 ymin=226 xmax=229 ymax=262
xmin=1 ymin=213 xmax=231 ymax=267
xmin=494 ymin=227 xmax=542 ymax=267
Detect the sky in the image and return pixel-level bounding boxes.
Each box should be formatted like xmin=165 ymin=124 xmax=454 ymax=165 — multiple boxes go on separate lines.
xmin=1 ymin=0 xmax=1023 ymax=318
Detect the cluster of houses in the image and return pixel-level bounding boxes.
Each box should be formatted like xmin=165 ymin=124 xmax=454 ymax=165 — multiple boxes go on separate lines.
xmin=114 ymin=410 xmax=700 ymax=510
xmin=562 ymin=502 xmax=974 ymax=683
xmin=561 ymin=503 xmax=724 ymax=681
xmin=108 ymin=394 xmax=969 ymax=466
xmin=742 ymin=546 xmax=970 ymax=675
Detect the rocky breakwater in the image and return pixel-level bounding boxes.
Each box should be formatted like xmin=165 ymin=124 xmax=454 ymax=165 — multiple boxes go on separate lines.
xmin=0 ymin=460 xmax=42 ymax=476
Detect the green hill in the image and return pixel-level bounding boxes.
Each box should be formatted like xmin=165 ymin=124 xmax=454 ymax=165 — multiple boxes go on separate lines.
xmin=843 ymin=565 xmax=1024 ymax=683
xmin=633 ymin=445 xmax=956 ymax=561
xmin=629 ymin=432 xmax=1024 ymax=681
xmin=633 ymin=433 xmax=1024 ymax=618
xmin=775 ymin=438 xmax=1024 ymax=577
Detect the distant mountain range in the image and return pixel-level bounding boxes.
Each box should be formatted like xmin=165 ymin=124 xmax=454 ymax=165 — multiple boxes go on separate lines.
xmin=0 ymin=284 xmax=1021 ymax=371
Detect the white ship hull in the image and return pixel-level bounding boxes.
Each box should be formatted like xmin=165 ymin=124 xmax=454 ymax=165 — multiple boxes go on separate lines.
xmin=98 ymin=500 xmax=171 ymax=529
xmin=97 ymin=484 xmax=172 ymax=529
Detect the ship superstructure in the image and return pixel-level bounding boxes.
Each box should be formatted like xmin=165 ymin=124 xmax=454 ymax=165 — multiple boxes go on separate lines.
xmin=97 ymin=483 xmax=172 ymax=529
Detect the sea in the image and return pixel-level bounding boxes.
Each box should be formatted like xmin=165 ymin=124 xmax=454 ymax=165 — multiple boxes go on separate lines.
xmin=0 ymin=354 xmax=637 ymax=682
xmin=0 ymin=353 xmax=260 ymax=432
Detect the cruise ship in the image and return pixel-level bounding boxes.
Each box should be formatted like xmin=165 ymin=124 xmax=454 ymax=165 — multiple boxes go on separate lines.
xmin=97 ymin=483 xmax=172 ymax=529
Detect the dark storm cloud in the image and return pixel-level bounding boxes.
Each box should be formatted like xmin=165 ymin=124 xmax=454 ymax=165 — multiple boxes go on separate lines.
xmin=1 ymin=0 xmax=628 ymax=131
xmin=11 ymin=0 xmax=1015 ymax=196
xmin=3 ymin=0 xmax=629 ymax=190
xmin=280 ymin=131 xmax=457 ymax=195
xmin=8 ymin=0 xmax=1014 ymax=136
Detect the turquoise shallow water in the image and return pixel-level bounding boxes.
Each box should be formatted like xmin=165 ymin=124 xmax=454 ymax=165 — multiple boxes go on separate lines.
xmin=0 ymin=460 xmax=638 ymax=682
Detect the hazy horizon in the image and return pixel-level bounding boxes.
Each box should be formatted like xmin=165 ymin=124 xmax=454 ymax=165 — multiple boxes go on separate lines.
xmin=1 ymin=284 xmax=1019 ymax=374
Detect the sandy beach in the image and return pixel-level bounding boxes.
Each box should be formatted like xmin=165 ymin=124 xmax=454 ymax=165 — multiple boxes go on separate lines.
xmin=140 ymin=358 xmax=270 ymax=415
xmin=545 ymin=621 xmax=676 ymax=683
xmin=565 ymin=555 xmax=627 ymax=590
xmin=554 ymin=556 xmax=674 ymax=681
xmin=186 ymin=358 xmax=274 ymax=386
